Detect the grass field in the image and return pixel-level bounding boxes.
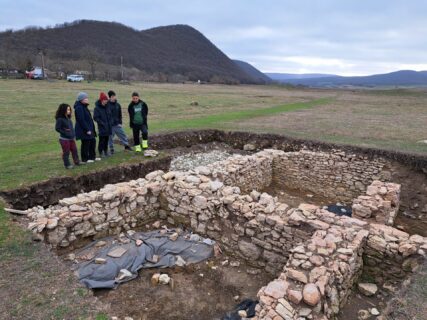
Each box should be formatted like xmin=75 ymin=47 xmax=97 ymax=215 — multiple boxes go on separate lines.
xmin=0 ymin=79 xmax=426 ymax=319
xmin=1 ymin=79 xmax=426 ymax=190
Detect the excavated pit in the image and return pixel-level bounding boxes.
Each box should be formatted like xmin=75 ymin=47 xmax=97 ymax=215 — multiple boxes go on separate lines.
xmin=3 ymin=130 xmax=427 ymax=320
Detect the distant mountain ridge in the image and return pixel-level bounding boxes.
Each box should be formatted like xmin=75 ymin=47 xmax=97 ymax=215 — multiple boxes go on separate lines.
xmin=268 ymin=70 xmax=427 ymax=87
xmin=266 ymin=73 xmax=337 ymax=81
xmin=0 ymin=20 xmax=264 ymax=84
xmin=234 ymin=60 xmax=272 ymax=83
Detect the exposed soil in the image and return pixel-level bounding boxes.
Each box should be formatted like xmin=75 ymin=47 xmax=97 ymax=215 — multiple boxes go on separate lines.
xmin=338 ymin=288 xmax=388 ymax=320
xmin=92 ymin=257 xmax=272 ymax=320
xmin=263 ymin=183 xmax=338 ymax=209
xmin=382 ymin=261 xmax=427 ymax=320
xmin=0 ymin=230 xmax=106 ymax=320
xmin=391 ymin=162 xmax=427 ymax=237
xmin=57 ymin=222 xmax=273 ymax=320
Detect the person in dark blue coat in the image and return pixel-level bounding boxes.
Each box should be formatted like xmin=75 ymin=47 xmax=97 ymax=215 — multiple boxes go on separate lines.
xmin=94 ymin=92 xmax=113 ymax=158
xmin=74 ymin=92 xmax=99 ymax=163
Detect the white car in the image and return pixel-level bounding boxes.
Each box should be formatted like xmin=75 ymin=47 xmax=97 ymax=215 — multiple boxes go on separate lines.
xmin=67 ymin=74 xmax=84 ymax=82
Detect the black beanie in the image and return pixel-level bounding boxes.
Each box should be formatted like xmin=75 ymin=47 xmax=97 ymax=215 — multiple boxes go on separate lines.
xmin=108 ymin=90 xmax=116 ymax=98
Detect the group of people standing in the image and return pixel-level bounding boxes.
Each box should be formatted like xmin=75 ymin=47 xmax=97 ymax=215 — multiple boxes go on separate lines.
xmin=55 ymin=90 xmax=149 ymax=168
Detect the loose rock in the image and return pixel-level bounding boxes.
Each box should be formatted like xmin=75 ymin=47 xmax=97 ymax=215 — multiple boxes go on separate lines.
xmin=303 ymin=283 xmax=321 ymax=306
xmin=358 ymin=283 xmax=378 ymax=296
xmin=159 ymin=274 xmax=170 ymax=284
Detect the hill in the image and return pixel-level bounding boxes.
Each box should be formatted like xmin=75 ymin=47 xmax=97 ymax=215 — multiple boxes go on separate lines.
xmin=277 ymin=70 xmax=427 ymax=87
xmin=266 ymin=73 xmax=337 ymax=81
xmin=0 ymin=20 xmax=261 ymax=84
xmin=233 ymin=60 xmax=272 ymax=84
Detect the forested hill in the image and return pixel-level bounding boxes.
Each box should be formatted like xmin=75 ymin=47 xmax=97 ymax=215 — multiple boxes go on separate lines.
xmin=0 ymin=20 xmax=262 ymax=83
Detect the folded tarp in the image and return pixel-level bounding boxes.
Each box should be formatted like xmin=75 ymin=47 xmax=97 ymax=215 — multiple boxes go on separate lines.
xmin=77 ymin=230 xmax=214 ymax=289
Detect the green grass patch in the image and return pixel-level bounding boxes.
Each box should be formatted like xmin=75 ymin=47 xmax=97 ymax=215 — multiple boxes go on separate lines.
xmin=0 ymin=203 xmax=34 ymax=259
xmin=150 ymin=98 xmax=331 ymax=131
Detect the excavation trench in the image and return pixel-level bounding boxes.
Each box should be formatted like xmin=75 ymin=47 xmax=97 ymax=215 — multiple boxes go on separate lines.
xmin=3 ymin=130 xmax=427 ymax=320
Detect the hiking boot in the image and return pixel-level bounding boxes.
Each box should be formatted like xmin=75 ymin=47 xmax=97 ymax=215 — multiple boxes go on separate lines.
xmin=95 ymin=157 xmax=101 ymax=161
xmin=87 ymin=160 xmax=95 ymax=163
xmin=66 ymin=165 xmax=74 ymax=169
xmin=142 ymin=140 xmax=148 ymax=149
xmin=135 ymin=145 xmax=142 ymax=152
xmin=125 ymin=145 xmax=133 ymax=151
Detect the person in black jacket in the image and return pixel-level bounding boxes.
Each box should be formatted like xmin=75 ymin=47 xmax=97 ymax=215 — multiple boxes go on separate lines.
xmin=107 ymin=90 xmax=132 ymax=153
xmin=94 ymin=92 xmax=113 ymax=158
xmin=128 ymin=91 xmax=148 ymax=152
xmin=55 ymin=103 xmax=80 ymax=169
xmin=74 ymin=92 xmax=99 ymax=163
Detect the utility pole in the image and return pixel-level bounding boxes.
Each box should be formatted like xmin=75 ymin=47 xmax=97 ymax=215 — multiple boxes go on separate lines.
xmin=38 ymin=48 xmax=46 ymax=79
xmin=120 ymin=56 xmax=124 ymax=81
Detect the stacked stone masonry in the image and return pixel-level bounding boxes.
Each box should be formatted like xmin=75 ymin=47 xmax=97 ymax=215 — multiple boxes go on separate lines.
xmin=352 ymin=180 xmax=401 ymax=225
xmin=272 ymin=149 xmax=387 ymax=203
xmin=25 ymin=149 xmax=427 ymax=319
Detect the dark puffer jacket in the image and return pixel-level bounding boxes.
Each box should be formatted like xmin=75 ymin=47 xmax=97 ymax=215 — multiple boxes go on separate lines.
xmin=55 ymin=117 xmax=75 ymax=139
xmin=107 ymin=100 xmax=122 ymax=126
xmin=128 ymin=99 xmax=148 ymax=128
xmin=74 ymin=100 xmax=96 ymax=140
xmin=94 ymin=100 xmax=113 ymax=136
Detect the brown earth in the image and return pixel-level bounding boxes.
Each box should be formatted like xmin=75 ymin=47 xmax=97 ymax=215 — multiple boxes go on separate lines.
xmin=0 ymin=227 xmax=107 ymax=319
xmin=94 ymin=257 xmax=272 ymax=320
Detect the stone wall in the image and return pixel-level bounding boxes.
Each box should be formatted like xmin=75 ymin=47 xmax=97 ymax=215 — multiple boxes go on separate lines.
xmin=363 ymin=223 xmax=427 ymax=284
xmin=161 ymin=150 xmax=306 ymax=274
xmin=254 ymin=204 xmax=427 ymax=320
xmin=27 ymin=172 xmax=165 ymax=248
xmin=25 ymin=149 xmax=427 ymax=319
xmin=352 ymin=180 xmax=401 ymax=225
xmin=272 ymin=149 xmax=387 ymax=203
xmin=206 ymin=151 xmax=274 ymax=193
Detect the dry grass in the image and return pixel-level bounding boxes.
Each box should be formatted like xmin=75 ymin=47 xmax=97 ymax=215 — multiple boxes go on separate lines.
xmin=384 ymin=261 xmax=427 ymax=320
xmin=233 ymin=89 xmax=427 ymax=153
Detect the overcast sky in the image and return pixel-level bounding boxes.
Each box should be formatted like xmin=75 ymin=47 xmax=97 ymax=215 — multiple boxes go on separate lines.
xmin=1 ymin=0 xmax=426 ymax=76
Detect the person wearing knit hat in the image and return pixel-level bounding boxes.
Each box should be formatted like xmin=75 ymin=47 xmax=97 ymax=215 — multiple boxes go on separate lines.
xmin=107 ymin=90 xmax=132 ymax=153
xmin=74 ymin=92 xmax=98 ymax=163
xmin=77 ymin=92 xmax=88 ymax=101
xmin=94 ymin=92 xmax=113 ymax=158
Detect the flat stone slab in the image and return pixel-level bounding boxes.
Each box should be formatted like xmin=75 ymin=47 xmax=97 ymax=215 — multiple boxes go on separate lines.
xmin=107 ymin=247 xmax=128 ymax=258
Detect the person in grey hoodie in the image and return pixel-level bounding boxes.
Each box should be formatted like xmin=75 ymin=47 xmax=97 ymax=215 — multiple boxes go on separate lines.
xmin=107 ymin=90 xmax=132 ymax=153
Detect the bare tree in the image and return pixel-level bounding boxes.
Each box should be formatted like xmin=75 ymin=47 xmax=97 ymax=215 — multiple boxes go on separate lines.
xmin=82 ymin=46 xmax=100 ymax=81
xmin=1 ymin=30 xmax=13 ymax=78
xmin=37 ymin=48 xmax=47 ymax=78
xmin=14 ymin=53 xmax=33 ymax=73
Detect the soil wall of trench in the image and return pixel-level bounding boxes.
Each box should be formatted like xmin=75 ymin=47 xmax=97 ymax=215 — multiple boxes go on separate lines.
xmin=1 ymin=130 xmax=427 ymax=233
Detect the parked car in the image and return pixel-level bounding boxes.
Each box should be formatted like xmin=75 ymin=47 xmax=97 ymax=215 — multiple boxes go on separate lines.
xmin=67 ymin=74 xmax=84 ymax=82
xmin=26 ymin=67 xmax=45 ymax=79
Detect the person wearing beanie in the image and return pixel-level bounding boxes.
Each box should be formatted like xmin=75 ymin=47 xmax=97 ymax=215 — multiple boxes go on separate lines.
xmin=74 ymin=92 xmax=99 ymax=163
xmin=128 ymin=91 xmax=149 ymax=152
xmin=107 ymin=90 xmax=132 ymax=153
xmin=94 ymin=92 xmax=113 ymax=158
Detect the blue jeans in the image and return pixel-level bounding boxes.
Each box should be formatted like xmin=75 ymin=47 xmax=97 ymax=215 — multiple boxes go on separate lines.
xmin=109 ymin=125 xmax=129 ymax=151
